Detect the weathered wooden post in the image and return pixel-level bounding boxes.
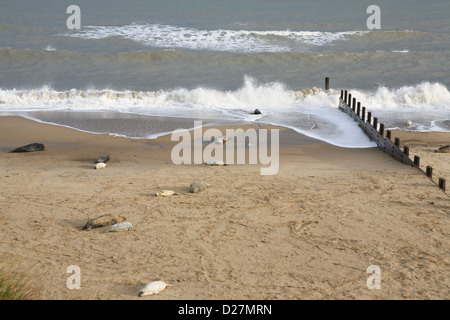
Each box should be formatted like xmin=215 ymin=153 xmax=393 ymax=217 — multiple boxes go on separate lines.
xmin=426 ymin=166 xmax=433 ymax=178
xmin=348 ymin=93 xmax=352 ymax=106
xmin=362 ymin=107 xmax=366 ymax=122
xmin=357 ymin=102 xmax=361 ymax=118
xmin=414 ymin=155 xmax=420 ymax=167
xmin=340 ymin=90 xmax=343 ymax=100
xmin=325 ymin=77 xmax=330 ymax=91
xmin=379 ymin=123 xmax=384 ymax=137
xmin=373 ymin=117 xmax=378 ymax=130
xmin=386 ymin=130 xmax=391 ymax=140
xmin=403 ymin=146 xmax=409 ymax=156
xmin=344 ymin=90 xmax=348 ymax=104
xmin=439 ymin=178 xmax=446 ymax=192
xmin=352 ymin=98 xmax=356 ymax=112
xmin=394 ymin=137 xmax=400 ymax=147
xmin=367 ymin=112 xmax=372 ymax=124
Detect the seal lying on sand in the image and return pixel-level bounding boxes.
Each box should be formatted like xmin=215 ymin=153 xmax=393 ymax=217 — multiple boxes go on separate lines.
xmin=435 ymin=145 xmax=450 ymax=153
xmin=94 ymin=163 xmax=107 ymax=170
xmin=10 ymin=143 xmax=45 ymax=153
xmin=82 ymin=214 xmax=126 ymax=230
xmin=204 ymin=159 xmax=226 ymax=166
xmin=138 ymin=281 xmax=169 ymax=297
xmin=189 ymin=181 xmax=208 ymax=193
xmin=103 ymin=222 xmax=133 ymax=233
xmin=154 ymin=190 xmax=179 ymax=197
xmin=96 ymin=155 xmax=110 ymax=163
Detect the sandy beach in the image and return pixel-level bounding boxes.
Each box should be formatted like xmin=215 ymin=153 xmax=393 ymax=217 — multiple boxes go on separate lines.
xmin=0 ymin=116 xmax=448 ymax=300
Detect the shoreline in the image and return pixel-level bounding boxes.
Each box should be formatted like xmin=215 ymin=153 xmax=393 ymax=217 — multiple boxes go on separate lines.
xmin=0 ymin=116 xmax=449 ymax=300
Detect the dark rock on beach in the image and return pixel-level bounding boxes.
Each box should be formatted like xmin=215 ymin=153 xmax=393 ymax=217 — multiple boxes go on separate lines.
xmin=251 ymin=109 xmax=262 ymax=115
xmin=10 ymin=143 xmax=45 ymax=153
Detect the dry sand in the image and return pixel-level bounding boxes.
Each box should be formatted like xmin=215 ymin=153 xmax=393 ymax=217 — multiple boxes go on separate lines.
xmin=0 ymin=116 xmax=448 ymax=300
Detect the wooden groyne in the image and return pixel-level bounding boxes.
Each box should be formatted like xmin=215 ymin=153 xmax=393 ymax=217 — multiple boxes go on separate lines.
xmin=338 ymin=89 xmax=447 ymax=194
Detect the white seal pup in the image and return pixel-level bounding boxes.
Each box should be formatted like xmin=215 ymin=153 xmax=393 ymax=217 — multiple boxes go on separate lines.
xmin=95 ymin=163 xmax=107 ymax=170
xmin=214 ymin=135 xmax=231 ymax=144
xmin=154 ymin=190 xmax=179 ymax=197
xmin=103 ymin=222 xmax=133 ymax=233
xmin=138 ymin=280 xmax=169 ymax=297
xmin=406 ymin=120 xmax=413 ymax=127
xmin=204 ymin=159 xmax=226 ymax=166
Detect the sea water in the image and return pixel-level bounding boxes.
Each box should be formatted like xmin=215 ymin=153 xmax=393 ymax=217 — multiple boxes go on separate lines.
xmin=0 ymin=0 xmax=449 ymax=147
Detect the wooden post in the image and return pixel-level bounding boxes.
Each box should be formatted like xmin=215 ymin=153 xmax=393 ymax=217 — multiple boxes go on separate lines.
xmin=367 ymin=112 xmax=372 ymax=124
xmin=352 ymin=98 xmax=356 ymax=112
xmin=439 ymin=178 xmax=446 ymax=192
xmin=414 ymin=155 xmax=420 ymax=167
xmin=340 ymin=90 xmax=343 ymax=100
xmin=373 ymin=117 xmax=378 ymax=130
xmin=357 ymin=102 xmax=361 ymax=118
xmin=394 ymin=137 xmax=400 ymax=147
xmin=362 ymin=107 xmax=366 ymax=122
xmin=348 ymin=93 xmax=352 ymax=106
xmin=426 ymin=166 xmax=433 ymax=178
xmin=325 ymin=77 xmax=330 ymax=91
xmin=344 ymin=90 xmax=348 ymax=104
xmin=379 ymin=123 xmax=384 ymax=137
xmin=386 ymin=130 xmax=391 ymax=140
xmin=403 ymin=146 xmax=409 ymax=156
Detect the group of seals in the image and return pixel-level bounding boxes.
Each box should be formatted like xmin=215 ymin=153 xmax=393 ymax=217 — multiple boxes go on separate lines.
xmin=10 ymin=143 xmax=45 ymax=153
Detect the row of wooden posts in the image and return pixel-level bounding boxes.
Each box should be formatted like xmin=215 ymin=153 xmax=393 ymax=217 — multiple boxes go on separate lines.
xmin=337 ymin=88 xmax=446 ymax=194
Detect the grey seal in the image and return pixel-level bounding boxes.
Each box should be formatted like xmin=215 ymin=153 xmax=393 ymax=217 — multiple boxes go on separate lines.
xmin=82 ymin=214 xmax=126 ymax=230
xmin=10 ymin=143 xmax=45 ymax=153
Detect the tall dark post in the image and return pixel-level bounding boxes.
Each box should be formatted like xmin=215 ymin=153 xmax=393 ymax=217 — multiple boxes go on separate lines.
xmin=386 ymin=130 xmax=391 ymax=140
xmin=403 ymin=146 xmax=409 ymax=156
xmin=348 ymin=93 xmax=352 ymax=106
xmin=325 ymin=77 xmax=330 ymax=91
xmin=340 ymin=90 xmax=343 ymax=100
xmin=439 ymin=178 xmax=446 ymax=192
xmin=373 ymin=117 xmax=378 ymax=130
xmin=426 ymin=166 xmax=433 ymax=178
xmin=367 ymin=112 xmax=372 ymax=124
xmin=344 ymin=90 xmax=348 ymax=104
xmin=394 ymin=137 xmax=400 ymax=147
xmin=352 ymin=98 xmax=356 ymax=112
xmin=362 ymin=107 xmax=366 ymax=122
xmin=357 ymin=102 xmax=361 ymax=118
xmin=414 ymin=155 xmax=420 ymax=167
xmin=379 ymin=123 xmax=384 ymax=137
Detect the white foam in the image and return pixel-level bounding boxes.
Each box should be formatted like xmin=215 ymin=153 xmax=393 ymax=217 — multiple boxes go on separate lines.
xmin=60 ymin=23 xmax=367 ymax=53
xmin=1 ymin=77 xmax=448 ymax=147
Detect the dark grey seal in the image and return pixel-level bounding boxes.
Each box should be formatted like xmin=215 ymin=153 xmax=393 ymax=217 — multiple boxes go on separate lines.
xmin=435 ymin=145 xmax=450 ymax=153
xmin=95 ymin=155 xmax=110 ymax=163
xmin=10 ymin=143 xmax=45 ymax=153
xmin=251 ymin=109 xmax=261 ymax=115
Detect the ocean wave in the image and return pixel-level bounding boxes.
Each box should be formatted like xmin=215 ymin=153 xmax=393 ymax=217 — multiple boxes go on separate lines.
xmin=0 ymin=77 xmax=448 ymax=146
xmin=59 ymin=23 xmax=368 ymax=53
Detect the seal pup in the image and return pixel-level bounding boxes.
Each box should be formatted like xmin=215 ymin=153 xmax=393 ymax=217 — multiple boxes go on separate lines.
xmin=82 ymin=214 xmax=126 ymax=230
xmin=189 ymin=181 xmax=208 ymax=193
xmin=204 ymin=159 xmax=226 ymax=166
xmin=96 ymin=155 xmax=110 ymax=163
xmin=103 ymin=222 xmax=133 ymax=233
xmin=95 ymin=163 xmax=107 ymax=170
xmin=138 ymin=281 xmax=169 ymax=297
xmin=406 ymin=120 xmax=413 ymax=127
xmin=214 ymin=135 xmax=231 ymax=144
xmin=154 ymin=190 xmax=179 ymax=197
xmin=10 ymin=143 xmax=45 ymax=153
xmin=435 ymin=144 xmax=450 ymax=153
